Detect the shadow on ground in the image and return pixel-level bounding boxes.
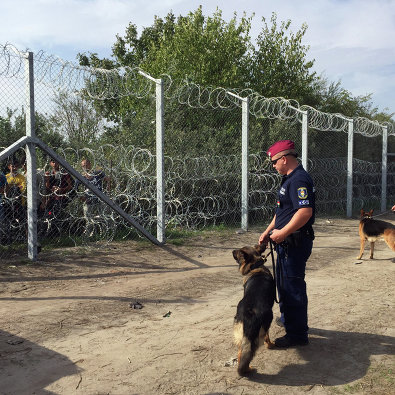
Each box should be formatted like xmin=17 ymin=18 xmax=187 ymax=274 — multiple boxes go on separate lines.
xmin=249 ymin=327 xmax=395 ymax=386
xmin=0 ymin=329 xmax=80 ymax=394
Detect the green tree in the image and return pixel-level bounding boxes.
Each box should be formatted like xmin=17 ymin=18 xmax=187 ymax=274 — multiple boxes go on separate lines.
xmin=0 ymin=108 xmax=24 ymax=148
xmin=77 ymin=7 xmax=392 ymax=156
xmin=111 ymin=7 xmax=253 ymax=87
xmin=50 ymin=91 xmax=103 ymax=148
xmin=316 ymin=80 xmax=375 ymax=118
xmin=0 ymin=107 xmax=66 ymax=149
xmin=79 ymin=8 xmax=321 ymax=154
xmin=0 ymin=108 xmax=66 ymax=170
xmin=250 ymin=13 xmax=320 ymax=105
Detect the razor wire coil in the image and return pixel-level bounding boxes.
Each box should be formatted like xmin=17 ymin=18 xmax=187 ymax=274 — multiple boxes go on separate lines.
xmin=1 ymin=145 xmax=392 ymax=253
xmin=0 ymin=43 xmax=393 ymax=136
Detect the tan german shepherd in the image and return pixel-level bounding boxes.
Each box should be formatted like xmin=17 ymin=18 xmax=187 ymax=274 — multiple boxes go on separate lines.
xmin=357 ymin=209 xmax=395 ymax=259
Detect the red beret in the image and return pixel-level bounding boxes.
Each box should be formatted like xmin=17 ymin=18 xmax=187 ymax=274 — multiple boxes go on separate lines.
xmin=267 ymin=140 xmax=295 ymax=158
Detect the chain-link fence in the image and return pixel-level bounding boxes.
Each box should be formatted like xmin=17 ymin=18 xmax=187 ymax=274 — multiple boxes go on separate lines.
xmin=1 ymin=43 xmax=394 ymax=261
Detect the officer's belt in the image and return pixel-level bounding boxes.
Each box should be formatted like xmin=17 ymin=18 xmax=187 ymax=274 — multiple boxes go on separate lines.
xmin=283 ymin=226 xmax=315 ymax=248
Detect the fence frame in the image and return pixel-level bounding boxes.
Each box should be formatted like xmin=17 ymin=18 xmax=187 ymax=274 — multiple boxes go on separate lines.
xmin=1 ymin=44 xmax=394 ymax=260
xmin=138 ymin=70 xmax=165 ymax=243
xmin=347 ymin=119 xmax=354 ymax=218
xmin=25 ymin=51 xmax=38 ymax=259
xmin=227 ymin=91 xmax=249 ymax=231
xmin=381 ymin=125 xmax=388 ymax=212
xmin=0 ymin=52 xmax=164 ymax=261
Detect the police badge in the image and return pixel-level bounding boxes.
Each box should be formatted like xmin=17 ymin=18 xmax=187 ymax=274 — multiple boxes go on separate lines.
xmin=297 ymin=187 xmax=308 ymax=199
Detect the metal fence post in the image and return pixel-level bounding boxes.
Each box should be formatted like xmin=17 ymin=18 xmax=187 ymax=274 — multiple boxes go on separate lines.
xmin=381 ymin=125 xmax=388 ymax=212
xmin=25 ymin=51 xmax=38 ymax=260
xmin=347 ymin=119 xmax=354 ymax=217
xmin=226 ymin=91 xmax=249 ymax=231
xmin=241 ymin=97 xmax=249 ymax=231
xmin=301 ymin=110 xmax=308 ymax=170
xmin=138 ymin=70 xmax=165 ymax=243
xmin=289 ymin=106 xmax=308 ymax=169
xmin=156 ymin=78 xmax=165 ymax=243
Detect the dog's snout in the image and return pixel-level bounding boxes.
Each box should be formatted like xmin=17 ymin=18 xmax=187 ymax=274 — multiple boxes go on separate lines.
xmin=254 ymin=243 xmax=266 ymax=255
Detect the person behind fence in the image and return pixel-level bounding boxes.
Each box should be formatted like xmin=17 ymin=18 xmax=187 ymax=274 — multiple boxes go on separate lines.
xmin=6 ymin=160 xmax=27 ymax=202
xmin=259 ymin=139 xmax=315 ymax=348
xmin=5 ymin=160 xmax=27 ymax=222
xmin=78 ymin=158 xmax=108 ymax=232
xmin=44 ymin=159 xmax=74 ymax=219
xmin=22 ymin=165 xmax=47 ymax=217
xmin=0 ymin=172 xmax=7 ymax=242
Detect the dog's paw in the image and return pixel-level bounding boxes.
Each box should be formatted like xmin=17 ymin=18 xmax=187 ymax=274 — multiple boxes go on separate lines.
xmin=266 ymin=341 xmax=276 ymax=349
xmin=237 ymin=366 xmax=256 ymax=376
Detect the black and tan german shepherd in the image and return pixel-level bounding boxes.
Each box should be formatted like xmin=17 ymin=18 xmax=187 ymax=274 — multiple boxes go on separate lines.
xmin=357 ymin=209 xmax=395 ymax=259
xmin=232 ymin=244 xmax=275 ymax=376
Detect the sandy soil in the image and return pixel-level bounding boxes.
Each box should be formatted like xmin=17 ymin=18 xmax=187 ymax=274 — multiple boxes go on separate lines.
xmin=0 ymin=214 xmax=394 ymax=395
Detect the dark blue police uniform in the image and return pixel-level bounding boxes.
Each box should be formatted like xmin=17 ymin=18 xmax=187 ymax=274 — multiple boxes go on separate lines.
xmin=275 ymin=164 xmax=315 ymax=342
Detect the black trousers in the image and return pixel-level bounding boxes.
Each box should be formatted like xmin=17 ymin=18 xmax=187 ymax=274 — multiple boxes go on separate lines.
xmin=276 ymin=236 xmax=313 ymax=341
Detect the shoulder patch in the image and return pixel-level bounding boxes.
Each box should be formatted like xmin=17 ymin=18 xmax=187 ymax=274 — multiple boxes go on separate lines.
xmin=297 ymin=187 xmax=308 ymax=199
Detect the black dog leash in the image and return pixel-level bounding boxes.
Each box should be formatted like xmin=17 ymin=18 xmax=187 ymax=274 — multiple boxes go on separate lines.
xmin=266 ymin=235 xmax=281 ymax=304
xmin=371 ymin=210 xmax=393 ymax=218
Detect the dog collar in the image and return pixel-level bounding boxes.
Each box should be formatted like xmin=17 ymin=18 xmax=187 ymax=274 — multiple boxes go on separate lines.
xmin=249 ymin=258 xmax=266 ymax=271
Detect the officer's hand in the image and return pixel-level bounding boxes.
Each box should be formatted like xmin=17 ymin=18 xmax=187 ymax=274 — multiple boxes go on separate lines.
xmin=269 ymin=229 xmax=286 ymax=244
xmin=259 ymin=231 xmax=270 ymax=246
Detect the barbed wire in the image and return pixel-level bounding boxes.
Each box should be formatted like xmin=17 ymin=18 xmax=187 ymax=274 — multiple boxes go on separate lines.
xmin=1 ymin=145 xmax=393 ymax=256
xmin=0 ymin=43 xmax=393 ymax=136
xmin=0 ymin=43 xmax=26 ymax=78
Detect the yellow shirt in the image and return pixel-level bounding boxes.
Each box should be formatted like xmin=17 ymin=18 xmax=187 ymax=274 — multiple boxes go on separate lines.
xmin=6 ymin=173 xmax=27 ymax=205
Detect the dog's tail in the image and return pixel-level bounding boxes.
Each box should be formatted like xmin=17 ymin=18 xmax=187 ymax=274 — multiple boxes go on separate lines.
xmin=238 ymin=342 xmax=256 ymax=375
xmin=234 ymin=317 xmax=267 ymax=375
xmin=234 ymin=322 xmax=259 ymax=376
xmin=383 ymin=229 xmax=395 ymax=251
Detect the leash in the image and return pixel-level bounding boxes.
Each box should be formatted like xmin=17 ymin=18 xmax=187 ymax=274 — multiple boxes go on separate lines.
xmin=370 ymin=210 xmax=393 ymax=218
xmin=265 ymin=236 xmax=281 ymax=304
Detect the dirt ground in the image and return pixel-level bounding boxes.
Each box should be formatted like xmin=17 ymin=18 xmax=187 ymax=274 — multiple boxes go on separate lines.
xmin=0 ymin=214 xmax=394 ymax=395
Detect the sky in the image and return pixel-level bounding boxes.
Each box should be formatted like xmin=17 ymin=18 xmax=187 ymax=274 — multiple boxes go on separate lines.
xmin=1 ymin=0 xmax=394 ymax=117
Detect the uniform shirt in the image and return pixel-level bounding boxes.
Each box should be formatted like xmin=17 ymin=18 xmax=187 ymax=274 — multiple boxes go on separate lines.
xmin=274 ymin=164 xmax=315 ymax=230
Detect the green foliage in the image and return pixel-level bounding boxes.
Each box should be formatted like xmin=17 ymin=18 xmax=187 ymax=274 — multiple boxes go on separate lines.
xmin=318 ymin=80 xmax=374 ymax=118
xmin=0 ymin=108 xmax=66 ymax=171
xmin=75 ymin=7 xmax=392 ymax=157
xmin=251 ymin=13 xmax=319 ymax=105
xmin=111 ymin=7 xmax=253 ymax=87
xmin=78 ymin=8 xmax=323 ymax=154
xmin=50 ymin=91 xmax=103 ymax=148
xmin=0 ymin=108 xmax=25 ymax=148
xmin=0 ymin=107 xmax=66 ymax=149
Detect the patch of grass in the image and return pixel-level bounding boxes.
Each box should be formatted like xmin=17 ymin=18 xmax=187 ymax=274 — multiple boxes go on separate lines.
xmin=1 ymin=221 xmax=261 ymax=261
xmin=329 ymin=363 xmax=394 ymax=395
xmin=165 ymin=223 xmax=238 ymax=245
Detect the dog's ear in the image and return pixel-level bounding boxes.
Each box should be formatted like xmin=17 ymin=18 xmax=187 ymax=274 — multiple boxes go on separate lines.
xmin=233 ymin=248 xmax=248 ymax=267
xmin=369 ymin=209 xmax=374 ymax=217
xmin=254 ymin=244 xmax=266 ymax=255
xmin=360 ymin=209 xmax=365 ymax=217
xmin=233 ymin=249 xmax=246 ymax=262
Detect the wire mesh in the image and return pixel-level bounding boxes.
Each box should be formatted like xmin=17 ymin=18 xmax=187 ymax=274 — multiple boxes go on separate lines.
xmin=1 ymin=43 xmax=394 ymax=261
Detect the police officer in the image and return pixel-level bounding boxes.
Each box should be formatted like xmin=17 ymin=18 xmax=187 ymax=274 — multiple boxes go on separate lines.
xmin=259 ymin=139 xmax=315 ymax=348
